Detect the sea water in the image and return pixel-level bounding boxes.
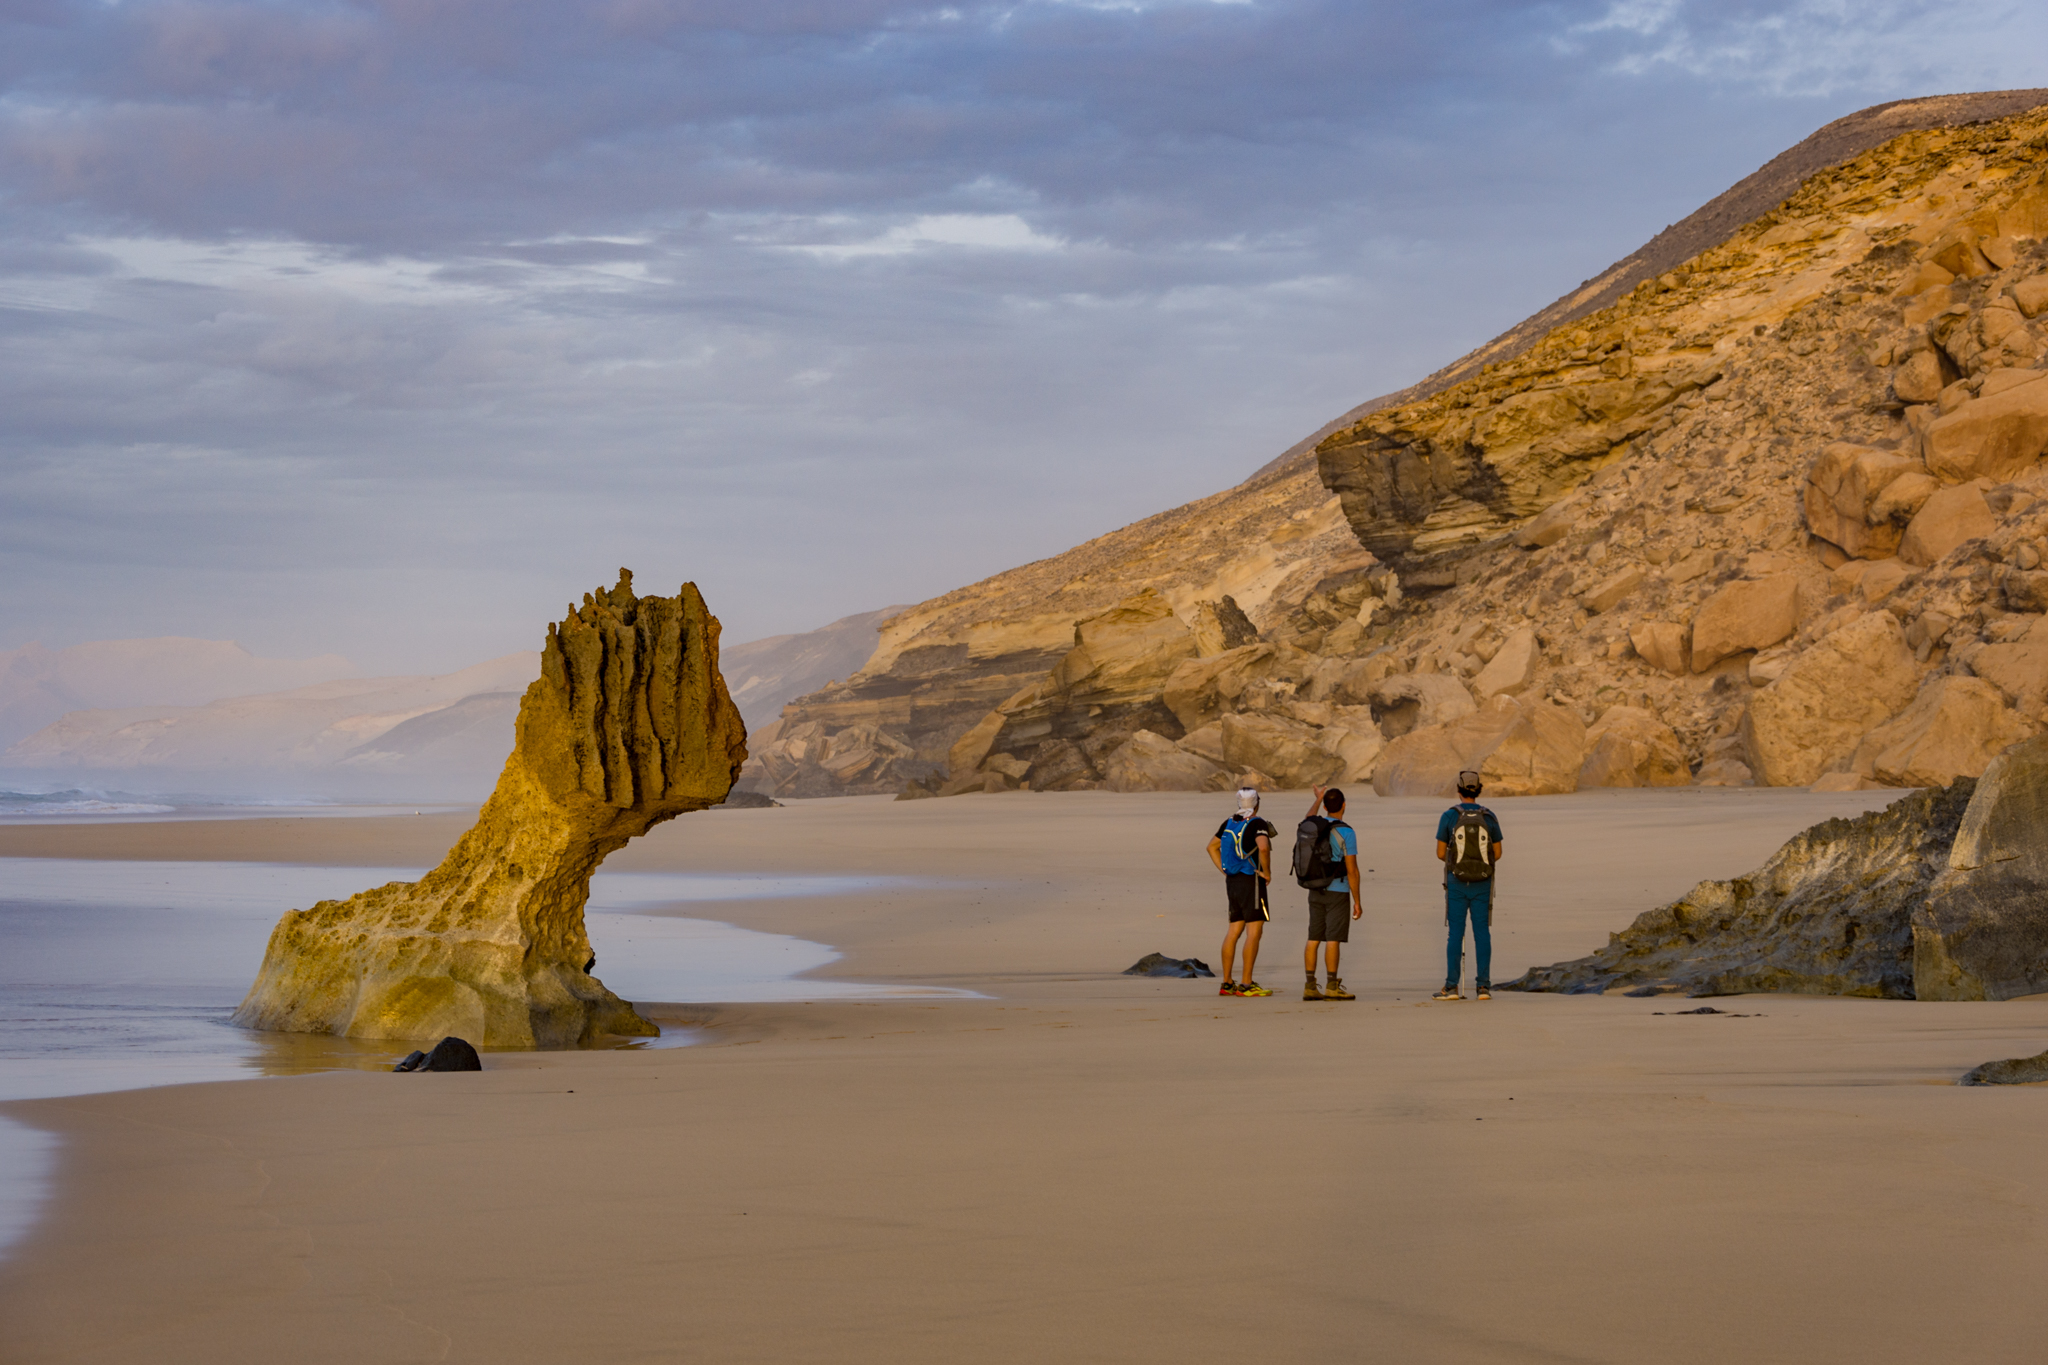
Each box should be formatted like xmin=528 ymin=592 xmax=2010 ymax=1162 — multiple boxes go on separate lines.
xmin=0 ymin=857 xmax=968 ymax=1257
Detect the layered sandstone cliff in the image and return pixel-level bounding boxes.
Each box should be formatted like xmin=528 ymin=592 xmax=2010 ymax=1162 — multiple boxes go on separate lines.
xmin=233 ymin=573 xmax=747 ymax=1046
xmin=758 ymin=91 xmax=2048 ymax=800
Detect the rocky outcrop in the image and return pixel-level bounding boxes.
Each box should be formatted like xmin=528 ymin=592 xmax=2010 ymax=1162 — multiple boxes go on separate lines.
xmin=1514 ymin=733 xmax=2048 ymax=999
xmin=233 ymin=573 xmax=747 ymax=1047
xmin=1507 ymin=781 xmax=1978 ymax=998
xmin=1913 ymin=734 xmax=2048 ymax=1000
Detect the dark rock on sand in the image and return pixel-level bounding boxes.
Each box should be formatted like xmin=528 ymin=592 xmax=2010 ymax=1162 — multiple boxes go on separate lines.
xmin=1123 ymin=953 xmax=1216 ymax=978
xmin=1959 ymin=1049 xmax=2048 ymax=1085
xmin=1505 ymin=781 xmax=1976 ymax=999
xmin=400 ymin=1036 xmax=483 ymax=1071
xmin=393 ymin=1050 xmax=428 ymax=1072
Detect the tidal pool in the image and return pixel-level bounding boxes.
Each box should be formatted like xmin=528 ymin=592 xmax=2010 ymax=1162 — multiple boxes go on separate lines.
xmin=0 ymin=857 xmax=966 ymax=1257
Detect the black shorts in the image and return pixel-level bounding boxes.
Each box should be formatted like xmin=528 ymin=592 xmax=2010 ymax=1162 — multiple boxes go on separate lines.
xmin=1226 ymin=874 xmax=1270 ymax=923
xmin=1307 ymin=888 xmax=1351 ymax=942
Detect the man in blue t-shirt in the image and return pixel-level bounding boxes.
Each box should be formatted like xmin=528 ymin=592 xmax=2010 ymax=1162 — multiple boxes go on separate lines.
xmin=1434 ymin=769 xmax=1504 ymax=1001
xmin=1301 ymin=785 xmax=1362 ymax=1001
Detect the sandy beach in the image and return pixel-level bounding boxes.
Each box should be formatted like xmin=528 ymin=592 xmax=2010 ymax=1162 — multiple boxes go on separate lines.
xmin=4 ymin=788 xmax=2048 ymax=1363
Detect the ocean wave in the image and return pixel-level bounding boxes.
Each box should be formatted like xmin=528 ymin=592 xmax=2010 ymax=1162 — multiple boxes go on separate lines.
xmin=0 ymin=790 xmax=179 ymax=816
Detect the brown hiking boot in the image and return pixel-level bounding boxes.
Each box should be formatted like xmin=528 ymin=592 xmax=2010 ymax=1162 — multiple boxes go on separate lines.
xmin=1322 ymin=976 xmax=1355 ymax=1000
xmin=1303 ymin=977 xmax=1325 ymax=1001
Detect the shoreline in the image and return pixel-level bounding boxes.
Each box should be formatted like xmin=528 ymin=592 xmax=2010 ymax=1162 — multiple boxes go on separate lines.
xmin=8 ymin=789 xmax=2048 ymax=1361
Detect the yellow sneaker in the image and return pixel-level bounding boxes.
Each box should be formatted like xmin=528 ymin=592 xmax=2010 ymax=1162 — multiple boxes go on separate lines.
xmin=1238 ymin=981 xmax=1273 ymax=997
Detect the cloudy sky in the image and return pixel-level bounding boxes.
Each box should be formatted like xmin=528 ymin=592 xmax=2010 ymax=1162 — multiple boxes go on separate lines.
xmin=1 ymin=0 xmax=2043 ymax=674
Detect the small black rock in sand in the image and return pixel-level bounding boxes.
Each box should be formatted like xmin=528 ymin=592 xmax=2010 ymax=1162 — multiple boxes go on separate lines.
xmin=393 ymin=1036 xmax=483 ymax=1072
xmin=1123 ymin=953 xmax=1215 ymax=978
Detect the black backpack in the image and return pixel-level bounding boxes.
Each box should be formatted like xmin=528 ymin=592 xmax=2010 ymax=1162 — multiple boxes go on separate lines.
xmin=1448 ymin=806 xmax=1497 ymax=883
xmin=1292 ymin=816 xmax=1348 ymax=890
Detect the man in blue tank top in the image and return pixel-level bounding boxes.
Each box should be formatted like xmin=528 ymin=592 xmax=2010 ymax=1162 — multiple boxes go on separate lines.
xmin=1434 ymin=769 xmax=1504 ymax=1001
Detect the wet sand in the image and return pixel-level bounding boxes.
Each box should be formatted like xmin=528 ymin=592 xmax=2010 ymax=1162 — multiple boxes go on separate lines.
xmin=4 ymin=788 xmax=2047 ymax=1363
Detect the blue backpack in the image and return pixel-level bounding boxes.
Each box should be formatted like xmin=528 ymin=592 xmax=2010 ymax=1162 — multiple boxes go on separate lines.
xmin=1218 ymin=817 xmax=1266 ymax=876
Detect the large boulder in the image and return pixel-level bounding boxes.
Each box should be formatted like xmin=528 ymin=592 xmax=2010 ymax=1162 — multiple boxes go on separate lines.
xmin=1849 ymin=675 xmax=2036 ymax=788
xmin=1914 ymin=736 xmax=2048 ymax=1000
xmin=1630 ymin=620 xmax=1690 ymax=675
xmin=1920 ymin=373 xmax=2048 ymax=484
xmin=1578 ymin=565 xmax=1645 ymax=614
xmin=1372 ymin=694 xmax=1585 ymax=798
xmin=1218 ymin=713 xmax=1343 ymax=789
xmin=1690 ymin=576 xmax=1800 ymax=672
xmin=1892 ymin=350 xmax=1947 ymax=404
xmin=1365 ymin=672 xmax=1476 ymax=737
xmin=1740 ymin=612 xmax=1919 ymax=787
xmin=1577 ymin=706 xmax=1689 ymax=788
xmin=1100 ymin=730 xmax=1232 ymax=793
xmin=1505 ymin=783 xmax=1974 ymax=999
xmin=1971 ymin=617 xmax=2048 ymax=720
xmin=1471 ymin=625 xmax=1539 ymax=698
xmin=1899 ymin=481 xmax=1997 ymax=567
xmin=1319 ymin=723 xmax=1384 ymax=783
xmin=1802 ymin=443 xmax=1922 ymax=559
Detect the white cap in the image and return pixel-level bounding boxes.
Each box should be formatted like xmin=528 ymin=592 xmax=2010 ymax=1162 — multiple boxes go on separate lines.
xmin=1235 ymin=787 xmax=1260 ymax=817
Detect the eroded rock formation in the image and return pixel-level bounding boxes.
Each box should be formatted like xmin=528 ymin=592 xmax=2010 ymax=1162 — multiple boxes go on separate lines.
xmin=233 ymin=572 xmax=747 ymax=1046
xmin=1511 ymin=734 xmax=2048 ymax=999
xmin=1508 ymin=782 xmax=1975 ymax=998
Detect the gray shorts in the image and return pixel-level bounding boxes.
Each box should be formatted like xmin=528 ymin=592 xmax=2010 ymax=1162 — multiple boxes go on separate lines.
xmin=1307 ymin=889 xmax=1352 ymax=942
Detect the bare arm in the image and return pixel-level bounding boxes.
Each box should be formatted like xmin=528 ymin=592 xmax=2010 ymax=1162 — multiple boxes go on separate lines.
xmin=1346 ymin=854 xmax=1362 ymax=917
xmin=1256 ymin=834 xmax=1271 ymax=881
xmin=1307 ymin=785 xmax=1328 ymax=821
xmin=1207 ymin=836 xmax=1224 ymax=874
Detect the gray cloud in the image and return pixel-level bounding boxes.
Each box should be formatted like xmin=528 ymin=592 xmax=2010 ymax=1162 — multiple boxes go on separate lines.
xmin=1 ymin=0 xmax=2042 ymax=671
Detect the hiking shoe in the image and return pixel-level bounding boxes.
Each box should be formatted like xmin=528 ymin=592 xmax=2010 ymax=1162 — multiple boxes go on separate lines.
xmin=1322 ymin=976 xmax=1355 ymax=1000
xmin=1476 ymin=984 xmax=1493 ymax=1000
xmin=1238 ymin=981 xmax=1273 ymax=997
xmin=1218 ymin=981 xmax=1241 ymax=997
xmin=1432 ymin=986 xmax=1464 ymax=1001
xmin=1303 ymin=978 xmax=1325 ymax=1001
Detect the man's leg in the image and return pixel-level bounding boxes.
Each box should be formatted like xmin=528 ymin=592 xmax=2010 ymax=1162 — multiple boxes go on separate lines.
xmin=1241 ymin=921 xmax=1264 ymax=982
xmin=1444 ymin=891 xmax=1468 ymax=989
xmin=1303 ymin=936 xmax=1320 ymax=975
xmin=1324 ymin=941 xmax=1341 ymax=975
xmin=1473 ymin=883 xmax=1493 ymax=988
xmin=1221 ymin=920 xmax=1244 ymax=984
